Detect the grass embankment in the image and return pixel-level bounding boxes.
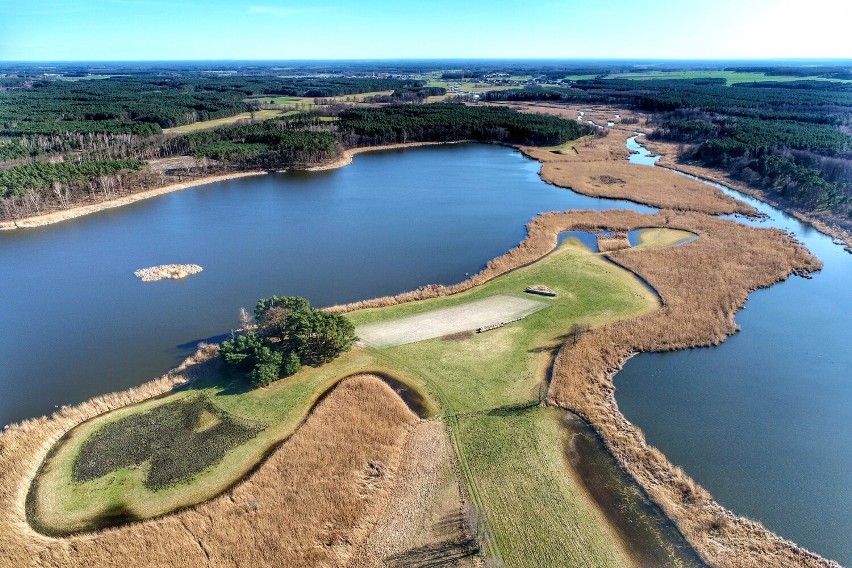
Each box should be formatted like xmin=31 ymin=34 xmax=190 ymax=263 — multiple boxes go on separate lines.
xmin=162 ymin=110 xmax=288 ymax=133
xmin=24 ymin=234 xmax=669 ymax=566
xmin=10 ymin=375 xmax=419 ymax=566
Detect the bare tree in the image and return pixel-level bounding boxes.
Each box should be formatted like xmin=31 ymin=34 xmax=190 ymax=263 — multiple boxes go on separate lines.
xmin=238 ymin=307 xmax=254 ymax=331
xmin=52 ymin=182 xmax=71 ymax=209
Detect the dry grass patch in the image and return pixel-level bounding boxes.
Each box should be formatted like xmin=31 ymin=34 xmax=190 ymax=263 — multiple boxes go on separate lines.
xmin=539 ymin=159 xmax=756 ymax=216
xmin=2 ymin=374 xmax=418 ymax=567
xmin=353 ymin=420 xmax=481 ymax=568
xmin=163 ymin=110 xmax=286 ymax=134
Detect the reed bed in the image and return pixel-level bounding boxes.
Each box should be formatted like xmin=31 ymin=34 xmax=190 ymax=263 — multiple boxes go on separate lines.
xmin=1 ymin=374 xmax=417 ymax=567
xmin=595 ymin=230 xmax=631 ymax=253
xmin=642 ymin=136 xmax=852 ymax=252
xmin=540 ymin=159 xmax=756 ymax=217
xmin=540 ymin=211 xmax=835 ymax=567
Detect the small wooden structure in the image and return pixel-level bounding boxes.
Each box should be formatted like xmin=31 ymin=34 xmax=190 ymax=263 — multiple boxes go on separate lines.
xmin=524 ymin=285 xmax=556 ymax=297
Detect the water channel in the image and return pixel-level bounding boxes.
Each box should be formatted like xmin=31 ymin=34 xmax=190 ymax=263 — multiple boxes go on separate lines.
xmin=615 ymin=141 xmax=852 ymax=565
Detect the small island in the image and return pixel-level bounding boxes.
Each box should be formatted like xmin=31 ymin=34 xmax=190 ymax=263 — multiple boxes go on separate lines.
xmin=134 ymin=264 xmax=203 ymax=282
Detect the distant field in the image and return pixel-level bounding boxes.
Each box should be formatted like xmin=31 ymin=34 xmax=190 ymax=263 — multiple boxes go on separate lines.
xmin=601 ymin=70 xmax=852 ymax=85
xmin=247 ymin=90 xmax=395 ymax=108
xmin=163 ymin=109 xmax=287 ymax=133
xmin=246 ymin=95 xmax=302 ymax=105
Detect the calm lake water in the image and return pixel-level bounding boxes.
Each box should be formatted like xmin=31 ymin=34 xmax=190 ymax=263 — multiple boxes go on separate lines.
xmin=615 ymin=144 xmax=852 ymax=565
xmin=0 ymin=144 xmax=652 ymax=427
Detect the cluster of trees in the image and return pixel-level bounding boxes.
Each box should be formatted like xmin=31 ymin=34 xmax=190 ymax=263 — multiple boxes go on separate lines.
xmin=337 ymin=103 xmax=588 ymax=147
xmin=365 ymin=86 xmax=447 ymax=103
xmin=0 ymin=159 xmax=144 ymax=199
xmin=161 ymin=118 xmax=341 ymax=168
xmin=220 ymin=295 xmax=356 ymax=387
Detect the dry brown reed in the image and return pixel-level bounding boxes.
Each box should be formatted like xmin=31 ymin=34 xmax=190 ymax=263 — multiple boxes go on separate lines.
xmin=0 ymin=374 xmax=418 ymax=567
xmin=537 ymin=210 xmax=836 ymax=567
xmin=536 ymin=154 xmax=757 ymax=217
xmin=641 ymin=136 xmax=852 ymax=251
xmin=595 ymin=230 xmax=631 ymax=253
xmin=352 ymin=420 xmax=480 ymax=567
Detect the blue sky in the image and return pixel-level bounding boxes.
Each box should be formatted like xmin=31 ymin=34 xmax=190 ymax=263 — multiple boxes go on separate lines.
xmin=0 ymin=0 xmax=849 ymax=61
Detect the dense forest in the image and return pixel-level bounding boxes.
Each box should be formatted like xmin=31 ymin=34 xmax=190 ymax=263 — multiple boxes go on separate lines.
xmin=0 ymin=65 xmax=590 ymax=220
xmin=2 ymin=62 xmax=850 ymax=229
xmin=484 ymin=78 xmax=852 ymax=223
xmin=337 ymin=104 xmax=587 ymax=147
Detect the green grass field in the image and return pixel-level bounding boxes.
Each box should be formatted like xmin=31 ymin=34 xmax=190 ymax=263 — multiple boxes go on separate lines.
xmin=163 ymin=109 xmax=288 ymax=134
xmin=30 ymin=233 xmax=693 ymax=562
xmin=600 ymin=70 xmax=852 ymax=85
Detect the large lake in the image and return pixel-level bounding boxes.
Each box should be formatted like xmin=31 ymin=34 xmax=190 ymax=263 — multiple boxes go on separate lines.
xmin=1 ymin=142 xmax=848 ymax=565
xmin=0 ymin=144 xmax=651 ymax=427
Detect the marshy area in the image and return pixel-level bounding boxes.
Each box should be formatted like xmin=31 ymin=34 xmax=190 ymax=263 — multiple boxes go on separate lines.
xmin=1 ymin=124 xmax=849 ymax=567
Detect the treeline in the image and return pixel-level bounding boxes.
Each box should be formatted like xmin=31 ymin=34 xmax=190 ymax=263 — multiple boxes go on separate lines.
xmin=650 ymin=111 xmax=851 ymax=217
xmin=481 ymin=77 xmax=852 ymax=221
xmin=337 ymin=103 xmax=588 ymax=147
xmin=483 ymin=86 xmax=587 ymax=103
xmin=727 ymin=66 xmax=852 ymax=80
xmin=0 ymin=75 xmax=421 ymax=160
xmin=0 ymin=159 xmax=145 ymax=199
xmin=365 ymin=86 xmax=446 ymax=103
xmin=184 ymin=76 xmax=423 ymax=98
xmin=161 ymin=117 xmax=341 ymax=169
xmin=0 ymin=159 xmax=147 ymax=219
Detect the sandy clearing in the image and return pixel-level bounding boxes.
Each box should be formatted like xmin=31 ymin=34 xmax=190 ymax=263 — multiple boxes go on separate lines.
xmin=356 ymin=295 xmax=548 ymax=349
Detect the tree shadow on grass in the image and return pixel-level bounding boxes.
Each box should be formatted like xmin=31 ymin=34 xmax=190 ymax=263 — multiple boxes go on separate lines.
xmin=385 ymin=511 xmax=480 ymax=568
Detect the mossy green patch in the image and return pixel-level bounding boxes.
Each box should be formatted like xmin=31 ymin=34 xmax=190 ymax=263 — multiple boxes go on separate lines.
xmin=72 ymin=396 xmax=265 ymax=491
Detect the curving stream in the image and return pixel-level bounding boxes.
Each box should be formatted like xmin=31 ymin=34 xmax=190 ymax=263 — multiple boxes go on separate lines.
xmin=616 ymin=139 xmax=852 ymax=565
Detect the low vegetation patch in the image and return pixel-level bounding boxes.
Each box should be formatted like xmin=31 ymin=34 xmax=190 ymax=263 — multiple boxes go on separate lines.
xmin=133 ymin=264 xmax=202 ymax=282
xmin=72 ymin=397 xmax=265 ymax=490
